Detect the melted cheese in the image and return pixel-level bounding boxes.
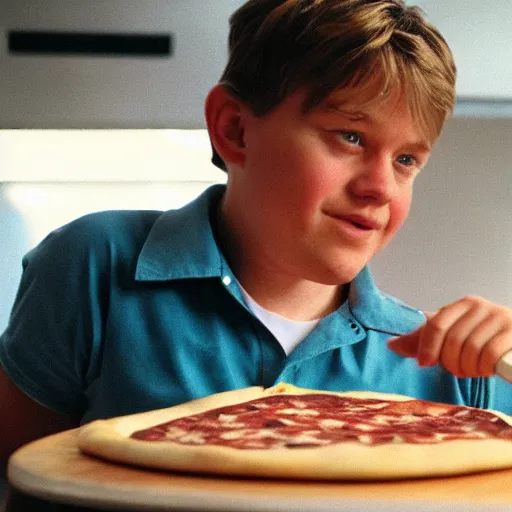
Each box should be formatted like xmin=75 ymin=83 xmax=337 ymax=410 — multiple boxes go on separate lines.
xmin=164 ymin=427 xmax=187 ymax=439
xmin=371 ymin=414 xmax=421 ymax=425
xmin=320 ymin=419 xmax=345 ymax=428
xmin=216 ymin=414 xmax=246 ymax=428
xmin=178 ymin=432 xmax=206 ymax=444
xmin=276 ymin=418 xmax=298 ymax=426
xmin=290 ymin=400 xmax=309 ymax=409
xmin=218 ymin=414 xmax=238 ymax=423
xmin=277 ymin=408 xmax=320 ymax=416
xmin=352 ymin=423 xmax=376 ymax=432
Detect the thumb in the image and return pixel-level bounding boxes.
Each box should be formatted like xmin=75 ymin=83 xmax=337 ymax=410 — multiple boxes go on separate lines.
xmin=387 ymin=311 xmax=434 ymax=358
xmin=387 ymin=329 xmax=421 ymax=358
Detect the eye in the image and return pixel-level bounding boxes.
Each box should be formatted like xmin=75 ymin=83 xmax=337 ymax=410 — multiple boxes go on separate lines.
xmin=395 ymin=153 xmax=424 ymax=180
xmin=339 ymin=131 xmax=362 ymax=146
xmin=396 ymin=154 xmax=417 ymax=167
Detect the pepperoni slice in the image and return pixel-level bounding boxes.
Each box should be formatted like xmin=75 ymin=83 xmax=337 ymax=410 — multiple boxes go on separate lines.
xmin=131 ymin=394 xmax=512 ymax=449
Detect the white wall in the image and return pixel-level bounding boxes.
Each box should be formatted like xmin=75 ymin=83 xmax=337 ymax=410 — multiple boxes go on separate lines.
xmin=2 ymin=1 xmax=512 ymax=128
xmin=371 ymin=117 xmax=512 ymax=311
xmin=0 ymin=0 xmax=244 ymax=129
xmin=1 ymin=119 xmax=512 ymax=326
xmin=413 ymin=0 xmax=512 ymax=100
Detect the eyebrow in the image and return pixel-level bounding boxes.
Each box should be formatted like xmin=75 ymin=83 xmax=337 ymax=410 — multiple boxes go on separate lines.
xmin=326 ymin=106 xmax=368 ymax=121
xmin=403 ymin=141 xmax=432 ymax=153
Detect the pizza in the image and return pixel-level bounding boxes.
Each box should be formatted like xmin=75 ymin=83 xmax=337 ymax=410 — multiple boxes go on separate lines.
xmin=77 ymin=383 xmax=512 ymax=480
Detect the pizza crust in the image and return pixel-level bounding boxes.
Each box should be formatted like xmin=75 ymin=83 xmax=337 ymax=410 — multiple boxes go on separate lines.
xmin=78 ymin=383 xmax=512 ymax=480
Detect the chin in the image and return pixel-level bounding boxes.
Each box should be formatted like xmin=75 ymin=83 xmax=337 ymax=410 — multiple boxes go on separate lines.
xmin=307 ymin=262 xmax=366 ymax=286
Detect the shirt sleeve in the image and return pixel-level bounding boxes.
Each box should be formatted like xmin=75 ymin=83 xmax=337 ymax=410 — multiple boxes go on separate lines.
xmin=0 ymin=215 xmax=111 ymax=418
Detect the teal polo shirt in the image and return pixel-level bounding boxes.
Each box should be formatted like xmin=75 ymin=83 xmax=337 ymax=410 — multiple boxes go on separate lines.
xmin=0 ymin=185 xmax=510 ymax=423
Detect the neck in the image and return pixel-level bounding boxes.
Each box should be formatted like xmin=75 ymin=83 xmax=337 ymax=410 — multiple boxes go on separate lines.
xmin=214 ymin=197 xmax=348 ymax=321
xmin=240 ymin=274 xmax=347 ymax=321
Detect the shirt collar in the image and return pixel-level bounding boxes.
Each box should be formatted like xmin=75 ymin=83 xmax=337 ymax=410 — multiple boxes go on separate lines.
xmin=135 ymin=185 xmax=424 ymax=335
xmin=348 ymin=266 xmax=425 ymax=335
xmin=135 ymin=184 xmax=226 ymax=281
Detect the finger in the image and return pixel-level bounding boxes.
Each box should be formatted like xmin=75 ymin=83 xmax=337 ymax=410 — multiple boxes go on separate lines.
xmin=459 ymin=314 xmax=505 ymax=376
xmin=387 ymin=312 xmax=434 ymax=359
xmin=387 ymin=331 xmax=421 ymax=358
xmin=439 ymin=304 xmax=490 ymax=377
xmin=478 ymin=328 xmax=512 ymax=376
xmin=416 ymin=302 xmax=472 ymax=367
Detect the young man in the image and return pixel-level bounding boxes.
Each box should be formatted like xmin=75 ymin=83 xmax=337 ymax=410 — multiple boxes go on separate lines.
xmin=1 ymin=0 xmax=511 ymax=477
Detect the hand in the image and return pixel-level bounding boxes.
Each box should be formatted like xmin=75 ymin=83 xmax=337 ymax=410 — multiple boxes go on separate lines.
xmin=387 ymin=296 xmax=512 ymax=378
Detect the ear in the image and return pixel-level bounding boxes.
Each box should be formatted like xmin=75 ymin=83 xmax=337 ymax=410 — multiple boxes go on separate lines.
xmin=205 ymin=84 xmax=247 ymax=169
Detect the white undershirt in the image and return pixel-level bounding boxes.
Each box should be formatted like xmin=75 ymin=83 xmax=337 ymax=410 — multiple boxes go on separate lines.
xmin=239 ymin=286 xmax=321 ymax=356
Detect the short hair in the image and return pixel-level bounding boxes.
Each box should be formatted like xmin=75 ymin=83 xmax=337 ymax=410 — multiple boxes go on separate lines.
xmin=212 ymin=0 xmax=456 ymax=171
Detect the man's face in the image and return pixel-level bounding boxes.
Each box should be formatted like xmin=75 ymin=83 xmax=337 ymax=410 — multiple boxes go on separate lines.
xmin=225 ymin=87 xmax=432 ymax=285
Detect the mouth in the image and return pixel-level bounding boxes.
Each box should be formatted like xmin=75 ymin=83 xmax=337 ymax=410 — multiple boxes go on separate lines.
xmin=347 ymin=219 xmax=373 ymax=230
xmin=333 ymin=214 xmax=380 ymax=231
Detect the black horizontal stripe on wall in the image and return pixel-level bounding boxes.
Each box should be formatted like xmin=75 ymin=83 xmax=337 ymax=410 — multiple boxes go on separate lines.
xmin=8 ymin=31 xmax=173 ymax=56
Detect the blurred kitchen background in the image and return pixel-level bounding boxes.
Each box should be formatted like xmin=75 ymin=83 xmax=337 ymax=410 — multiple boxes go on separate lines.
xmin=1 ymin=0 xmax=512 ymax=333
xmin=0 ymin=0 xmax=511 ymax=501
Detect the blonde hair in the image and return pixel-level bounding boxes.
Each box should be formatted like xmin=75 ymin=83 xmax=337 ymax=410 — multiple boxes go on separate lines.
xmin=213 ymin=0 xmax=456 ymax=170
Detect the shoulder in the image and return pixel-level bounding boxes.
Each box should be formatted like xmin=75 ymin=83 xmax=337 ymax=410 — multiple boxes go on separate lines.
xmin=379 ymin=291 xmax=425 ymax=317
xmin=45 ymin=209 xmax=162 ymax=248
xmin=369 ymin=291 xmax=426 ymax=335
xmin=349 ymin=267 xmax=426 ymax=335
xmin=25 ymin=210 xmax=164 ymax=268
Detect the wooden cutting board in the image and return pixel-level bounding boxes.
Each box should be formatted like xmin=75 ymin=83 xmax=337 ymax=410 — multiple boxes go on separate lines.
xmin=7 ymin=428 xmax=512 ymax=511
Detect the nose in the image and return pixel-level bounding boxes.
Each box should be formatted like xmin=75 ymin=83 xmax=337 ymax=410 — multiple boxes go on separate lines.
xmin=348 ymin=155 xmax=395 ymax=204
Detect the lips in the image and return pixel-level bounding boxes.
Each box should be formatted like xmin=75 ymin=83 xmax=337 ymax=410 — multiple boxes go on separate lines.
xmin=331 ymin=214 xmax=381 ymax=231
